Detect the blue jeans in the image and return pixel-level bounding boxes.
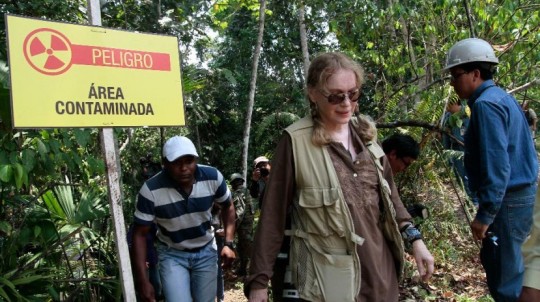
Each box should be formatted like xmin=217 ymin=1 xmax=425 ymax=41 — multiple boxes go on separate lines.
xmin=480 ymin=186 xmax=536 ymax=302
xmin=157 ymin=240 xmax=218 ymax=302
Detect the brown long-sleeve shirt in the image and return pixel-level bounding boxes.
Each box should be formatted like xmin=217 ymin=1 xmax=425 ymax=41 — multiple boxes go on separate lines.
xmin=246 ymin=124 xmax=412 ymax=302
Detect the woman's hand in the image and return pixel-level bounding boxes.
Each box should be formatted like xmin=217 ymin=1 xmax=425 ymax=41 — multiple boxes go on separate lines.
xmin=411 ymin=240 xmax=435 ymax=281
xmin=248 ymin=288 xmax=268 ymax=302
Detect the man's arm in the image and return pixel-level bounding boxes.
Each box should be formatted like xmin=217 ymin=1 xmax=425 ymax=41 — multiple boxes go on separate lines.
xmin=220 ymin=198 xmax=236 ymax=268
xmin=471 ymin=101 xmax=510 ymax=226
xmin=131 ymin=224 xmax=156 ymax=302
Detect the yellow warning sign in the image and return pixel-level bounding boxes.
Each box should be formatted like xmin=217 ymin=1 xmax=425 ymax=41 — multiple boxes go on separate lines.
xmin=6 ymin=15 xmax=185 ymax=128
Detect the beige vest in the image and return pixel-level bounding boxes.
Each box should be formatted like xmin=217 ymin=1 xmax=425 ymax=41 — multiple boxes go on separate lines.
xmin=285 ymin=116 xmax=404 ymax=302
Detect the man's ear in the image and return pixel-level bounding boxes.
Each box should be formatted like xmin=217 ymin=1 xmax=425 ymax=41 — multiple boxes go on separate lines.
xmin=472 ymin=68 xmax=482 ymax=80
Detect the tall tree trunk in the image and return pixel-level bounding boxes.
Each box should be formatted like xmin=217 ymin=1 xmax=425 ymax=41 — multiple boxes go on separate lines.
xmin=241 ymin=0 xmax=267 ymax=180
xmin=298 ymin=0 xmax=310 ymax=81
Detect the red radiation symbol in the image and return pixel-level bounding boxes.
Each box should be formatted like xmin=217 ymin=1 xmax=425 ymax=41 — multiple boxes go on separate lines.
xmin=23 ymin=28 xmax=73 ymax=75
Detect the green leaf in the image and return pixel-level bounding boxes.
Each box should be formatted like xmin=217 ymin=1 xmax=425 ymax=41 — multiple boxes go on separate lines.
xmin=49 ymin=139 xmax=60 ymax=154
xmin=87 ymin=156 xmax=105 ymax=174
xmin=54 ymin=178 xmax=76 ymax=222
xmin=62 ymin=134 xmax=73 ymax=149
xmin=75 ymin=190 xmax=108 ymax=223
xmin=8 ymin=151 xmax=17 ymax=165
xmin=0 ymin=151 xmax=8 ymax=165
xmin=60 ymin=224 xmax=83 ymax=239
xmin=220 ymin=68 xmax=237 ymax=85
xmin=11 ymin=274 xmax=49 ymax=286
xmin=0 ymin=220 xmax=12 ymax=235
xmin=41 ymin=190 xmax=66 ymax=219
xmin=0 ymin=285 xmax=11 ymax=301
xmin=34 ymin=225 xmax=41 ymax=237
xmin=74 ymin=129 xmax=91 ymax=148
xmin=35 ymin=138 xmax=48 ymax=160
xmin=0 ymin=164 xmax=12 ymax=183
xmin=21 ymin=149 xmax=36 ymax=172
xmin=48 ymin=285 xmax=60 ymax=301
xmin=0 ymin=276 xmax=16 ymax=292
xmin=12 ymin=163 xmax=24 ymax=189
xmin=40 ymin=129 xmax=50 ymax=140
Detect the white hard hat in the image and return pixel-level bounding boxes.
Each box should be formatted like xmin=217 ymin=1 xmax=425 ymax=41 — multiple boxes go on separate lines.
xmin=444 ymin=38 xmax=499 ymax=71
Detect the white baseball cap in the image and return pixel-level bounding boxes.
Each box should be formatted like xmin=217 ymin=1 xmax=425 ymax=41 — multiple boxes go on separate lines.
xmin=163 ymin=136 xmax=198 ymax=162
xmin=253 ymin=156 xmax=269 ymax=168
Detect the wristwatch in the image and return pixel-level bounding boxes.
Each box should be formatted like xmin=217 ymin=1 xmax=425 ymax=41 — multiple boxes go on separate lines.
xmin=224 ymin=241 xmax=236 ymax=250
xmin=400 ymin=224 xmax=422 ymax=245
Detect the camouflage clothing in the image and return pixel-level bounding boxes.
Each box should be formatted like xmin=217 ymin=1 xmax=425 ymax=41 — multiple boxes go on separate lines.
xmin=232 ymin=186 xmax=255 ymax=276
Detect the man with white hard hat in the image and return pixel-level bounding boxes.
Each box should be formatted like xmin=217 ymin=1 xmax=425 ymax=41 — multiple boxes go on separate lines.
xmin=132 ymin=135 xmax=236 ymax=302
xmin=445 ymin=38 xmax=538 ymax=301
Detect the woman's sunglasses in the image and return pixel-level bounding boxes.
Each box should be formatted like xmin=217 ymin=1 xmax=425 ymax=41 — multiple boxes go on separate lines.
xmin=319 ymin=89 xmax=361 ymax=105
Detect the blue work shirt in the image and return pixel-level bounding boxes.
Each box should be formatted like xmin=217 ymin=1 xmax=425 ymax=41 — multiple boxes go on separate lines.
xmin=464 ymin=80 xmax=538 ymax=225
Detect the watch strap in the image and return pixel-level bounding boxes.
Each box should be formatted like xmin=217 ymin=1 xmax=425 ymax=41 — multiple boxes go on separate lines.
xmin=400 ymin=222 xmax=413 ymax=233
xmin=224 ymin=241 xmax=236 ymax=249
xmin=401 ymin=224 xmax=422 ymax=244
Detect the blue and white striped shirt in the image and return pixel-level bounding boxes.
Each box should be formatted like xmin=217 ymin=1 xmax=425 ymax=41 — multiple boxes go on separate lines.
xmin=134 ymin=165 xmax=231 ymax=250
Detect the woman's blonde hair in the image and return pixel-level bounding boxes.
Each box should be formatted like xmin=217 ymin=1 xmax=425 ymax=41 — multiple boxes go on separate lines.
xmin=307 ymin=52 xmax=374 ymax=146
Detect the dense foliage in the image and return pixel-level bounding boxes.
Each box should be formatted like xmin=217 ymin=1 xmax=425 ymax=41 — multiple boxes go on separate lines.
xmin=0 ymin=0 xmax=538 ymax=300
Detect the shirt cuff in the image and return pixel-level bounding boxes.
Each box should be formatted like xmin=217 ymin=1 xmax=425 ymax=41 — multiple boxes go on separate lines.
xmin=475 ymin=210 xmax=496 ymax=225
xmin=243 ymin=278 xmax=269 ymax=298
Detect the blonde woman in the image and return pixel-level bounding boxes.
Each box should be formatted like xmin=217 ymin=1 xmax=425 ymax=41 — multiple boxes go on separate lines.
xmin=245 ymin=52 xmax=434 ymax=302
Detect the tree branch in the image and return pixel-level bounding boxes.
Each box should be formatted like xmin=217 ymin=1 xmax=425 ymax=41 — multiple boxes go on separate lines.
xmin=377 ymin=120 xmax=464 ymax=146
xmin=508 ymin=79 xmax=540 ymax=95
xmin=376 ymin=120 xmax=438 ymax=131
xmin=463 ymin=0 xmax=476 ymax=38
xmin=118 ymin=128 xmax=133 ymax=153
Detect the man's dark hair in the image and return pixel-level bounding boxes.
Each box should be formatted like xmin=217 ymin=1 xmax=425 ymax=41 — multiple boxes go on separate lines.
xmin=382 ymin=133 xmax=420 ymax=159
xmin=459 ymin=62 xmax=496 ymax=80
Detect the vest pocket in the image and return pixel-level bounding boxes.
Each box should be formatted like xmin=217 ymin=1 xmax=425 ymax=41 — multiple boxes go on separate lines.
xmin=311 ymin=251 xmax=356 ymax=302
xmin=298 ymin=188 xmax=345 ymax=236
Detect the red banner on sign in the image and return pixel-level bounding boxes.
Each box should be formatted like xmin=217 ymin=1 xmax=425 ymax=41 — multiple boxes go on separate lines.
xmin=71 ymin=45 xmax=171 ymax=71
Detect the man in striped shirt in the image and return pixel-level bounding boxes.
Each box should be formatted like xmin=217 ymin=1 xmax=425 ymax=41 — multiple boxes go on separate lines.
xmin=132 ymin=136 xmax=236 ymax=302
